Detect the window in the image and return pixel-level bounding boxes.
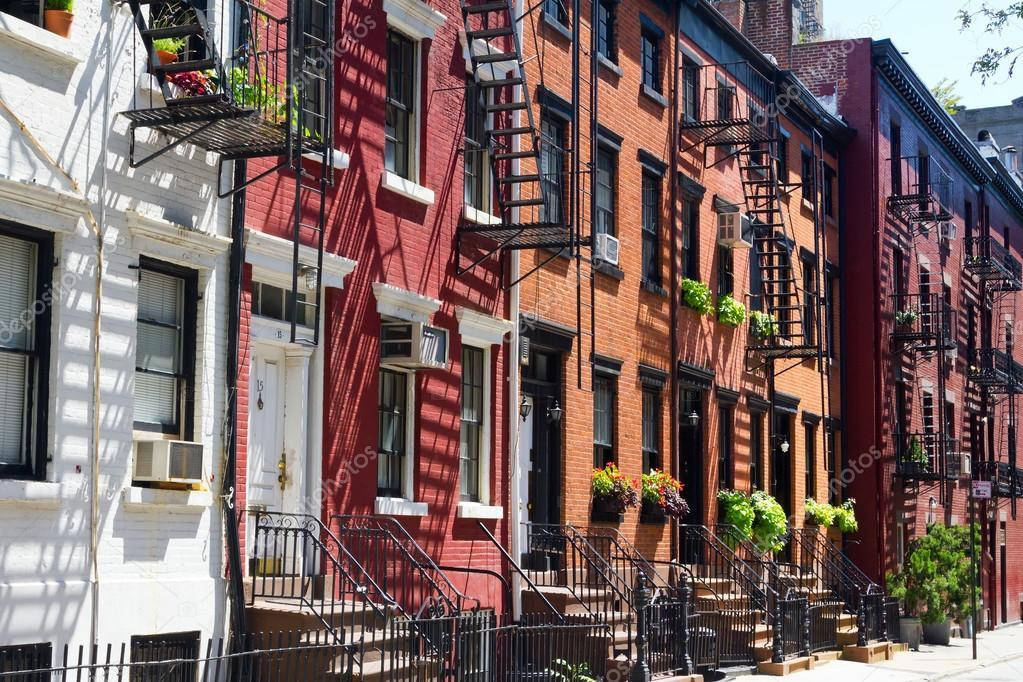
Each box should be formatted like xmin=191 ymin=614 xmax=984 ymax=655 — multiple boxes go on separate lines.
xmin=718 ymin=405 xmax=733 ymax=489
xmin=1 ymin=0 xmax=44 ymax=27
xmin=0 ymin=227 xmax=51 ymax=481
xmin=890 ymin=121 xmax=902 ymax=194
xmin=777 ymin=133 xmax=790 ymax=184
xmin=641 ymin=29 xmax=661 ymax=93
xmin=251 ymin=281 xmax=310 ymax=327
xmin=378 ymin=368 xmax=409 ymax=498
xmin=826 ymin=424 xmax=838 ymax=503
xmin=0 ymin=642 xmax=51 ymax=682
xmin=681 ymin=198 xmax=700 ymax=280
xmin=641 ymin=172 xmax=661 ymax=285
xmin=750 ymin=234 xmax=763 ymax=311
xmin=595 ymin=146 xmax=616 ymax=236
xmin=540 ymin=114 xmax=566 ymax=224
xmin=965 ymin=200 xmax=974 ymax=254
xmin=893 ymin=247 xmax=906 ymax=296
xmin=804 ymin=423 xmax=816 ymax=499
xmin=801 ymin=150 xmax=815 ymax=202
xmin=130 ymin=632 xmax=200 ymax=682
xmin=642 ymin=387 xmax=661 ymax=472
xmin=716 ymin=79 xmax=735 ymax=120
xmin=750 ymin=412 xmax=764 ymax=492
xmin=460 ymin=346 xmax=485 ymax=502
xmin=385 ymin=29 xmax=417 ymax=180
xmin=543 ymin=0 xmax=567 ymax=25
xmin=300 ymin=0 xmax=328 ymax=141
xmin=135 ymin=260 xmax=197 ymax=437
xmin=802 ymin=255 xmax=817 ymax=346
xmin=464 ymin=79 xmax=489 ymax=211
xmin=823 ymin=166 xmax=836 ymax=218
xmin=825 ymin=267 xmax=838 ymax=357
xmin=682 ymin=60 xmax=700 ymax=122
xmin=596 ymin=0 xmax=616 ymax=62
xmin=717 ymin=246 xmax=733 ymax=297
xmin=593 ymin=376 xmax=615 ymax=468
xmin=895 ymin=383 xmax=909 ymax=435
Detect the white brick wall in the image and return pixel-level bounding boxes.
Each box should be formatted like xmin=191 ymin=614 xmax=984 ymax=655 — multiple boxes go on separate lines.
xmin=0 ymin=0 xmax=231 ymax=650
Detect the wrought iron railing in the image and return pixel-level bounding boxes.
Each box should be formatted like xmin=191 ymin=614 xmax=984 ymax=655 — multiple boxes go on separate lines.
xmin=894 ymin=432 xmax=960 ymax=481
xmin=968 ymin=347 xmax=1020 ymax=390
xmin=678 ymin=61 xmax=775 ymax=150
xmin=890 ymin=292 xmax=955 ymax=350
xmin=965 ymin=236 xmax=1023 ymax=288
xmin=887 ymin=155 xmax=953 ymax=222
xmin=808 ymin=600 xmax=844 ymax=653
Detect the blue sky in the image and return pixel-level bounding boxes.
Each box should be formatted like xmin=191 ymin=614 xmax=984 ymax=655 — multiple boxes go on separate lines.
xmin=824 ymin=0 xmax=1021 ymax=109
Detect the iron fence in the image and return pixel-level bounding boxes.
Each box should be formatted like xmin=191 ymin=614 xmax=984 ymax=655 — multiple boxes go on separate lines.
xmin=807 ymin=601 xmax=843 ymax=654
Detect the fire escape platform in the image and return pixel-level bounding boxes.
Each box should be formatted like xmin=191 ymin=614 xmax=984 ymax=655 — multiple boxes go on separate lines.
xmin=458 ymin=221 xmax=580 ymax=251
xmin=121 ymin=103 xmax=291 ymax=159
xmin=886 ymin=194 xmax=951 ymax=223
xmin=679 ymin=118 xmax=771 ymax=148
xmin=747 ymin=341 xmax=820 ymax=360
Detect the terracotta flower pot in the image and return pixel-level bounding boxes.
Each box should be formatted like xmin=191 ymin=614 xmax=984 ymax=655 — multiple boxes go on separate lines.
xmin=156 ymin=50 xmax=179 ymax=65
xmin=43 ymin=10 xmax=73 ymax=38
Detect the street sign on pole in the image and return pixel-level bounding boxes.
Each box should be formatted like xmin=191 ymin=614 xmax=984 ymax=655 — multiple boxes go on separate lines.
xmin=972 ymin=480 xmax=992 ymax=499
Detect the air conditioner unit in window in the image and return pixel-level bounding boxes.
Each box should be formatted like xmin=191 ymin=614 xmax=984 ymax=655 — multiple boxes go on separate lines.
xmin=960 ymin=453 xmax=972 ymax=477
xmin=593 ymin=233 xmax=620 ymax=267
xmin=133 ymin=440 xmax=205 ymax=485
xmin=940 ymin=221 xmax=958 ymax=241
xmin=380 ymin=322 xmax=448 ymax=369
xmin=717 ymin=211 xmax=752 ymax=248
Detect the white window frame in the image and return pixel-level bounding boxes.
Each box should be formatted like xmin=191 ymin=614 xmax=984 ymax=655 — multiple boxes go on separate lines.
xmin=463 ymin=71 xmax=498 ymax=223
xmin=375 ymin=365 xmax=423 ymax=515
xmin=459 ymin=344 xmax=490 ymax=504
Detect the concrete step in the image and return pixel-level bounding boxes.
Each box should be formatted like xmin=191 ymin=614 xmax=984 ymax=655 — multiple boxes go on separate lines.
xmin=841 ymin=641 xmax=892 ymax=664
xmin=246 ymin=598 xmax=392 ymax=633
xmin=757 ymin=655 xmax=815 ymax=676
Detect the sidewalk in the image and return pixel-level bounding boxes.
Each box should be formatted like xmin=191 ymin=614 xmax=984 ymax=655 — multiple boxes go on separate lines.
xmin=777 ymin=624 xmax=1023 ymax=681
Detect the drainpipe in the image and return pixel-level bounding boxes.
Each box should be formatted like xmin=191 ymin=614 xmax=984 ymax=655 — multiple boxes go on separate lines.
xmin=224 ymin=160 xmax=248 ymax=641
xmin=669 ymin=1 xmax=681 ymax=562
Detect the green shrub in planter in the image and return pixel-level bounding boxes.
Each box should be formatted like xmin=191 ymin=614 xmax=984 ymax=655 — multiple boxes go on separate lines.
xmin=717 ymin=489 xmax=754 ymax=545
xmin=681 ymin=278 xmax=713 ymax=316
xmin=832 ymin=498 xmax=858 ymax=533
xmin=894 ymin=309 xmax=919 ymax=326
xmin=805 ymin=497 xmax=835 ymax=527
xmin=887 ymin=523 xmax=980 ymax=626
xmin=750 ymin=490 xmax=788 ymax=553
xmin=153 ymin=37 xmax=188 ymax=54
xmin=45 ymin=0 xmax=72 ymax=10
xmin=749 ymin=310 xmax=778 ymax=339
xmin=717 ymin=294 xmax=747 ymax=327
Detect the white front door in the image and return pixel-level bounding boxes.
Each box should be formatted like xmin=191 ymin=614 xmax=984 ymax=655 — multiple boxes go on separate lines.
xmin=517 ymin=396 xmax=533 ymax=558
xmin=248 ymin=347 xmax=287 ymax=576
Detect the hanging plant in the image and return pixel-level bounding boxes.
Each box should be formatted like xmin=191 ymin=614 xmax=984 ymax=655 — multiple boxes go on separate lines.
xmin=681 ymin=278 xmax=714 ymax=316
xmin=832 ymin=498 xmax=859 ymax=533
xmin=749 ymin=310 xmax=779 ymax=339
xmin=717 ymin=489 xmax=754 ymax=546
xmin=591 ymin=463 xmax=639 ymax=513
xmin=805 ymin=497 xmax=835 ymax=527
xmin=641 ymin=470 xmax=691 ymax=519
xmin=717 ymin=294 xmax=747 ymax=327
xmin=750 ymin=490 xmax=788 ymax=553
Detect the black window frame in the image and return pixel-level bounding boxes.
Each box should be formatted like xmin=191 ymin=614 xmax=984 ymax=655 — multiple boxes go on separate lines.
xmin=681 ymin=197 xmax=700 ymax=281
xmin=823 ymin=165 xmax=836 ymax=218
xmin=641 ymin=171 xmax=661 ymax=286
xmin=825 ymin=265 xmax=838 ymax=358
xmin=377 ymin=367 xmax=410 ymax=498
xmin=133 ymin=257 xmax=198 ymax=438
xmin=804 ymin=422 xmax=816 ymax=500
xmin=777 ymin=132 xmax=790 ymax=184
xmin=801 ymin=253 xmax=817 ymax=347
xmin=464 ymin=77 xmax=489 ymax=211
xmin=718 ymin=404 xmax=734 ymax=489
xmin=385 ymin=29 xmax=417 ymax=180
xmin=890 ymin=121 xmax=902 ymax=194
xmin=682 ymin=59 xmax=700 ymax=122
xmin=595 ymin=145 xmax=617 ymax=236
xmin=593 ymin=374 xmax=616 ymax=468
xmin=596 ymin=0 xmax=617 ymax=63
xmin=0 ymin=642 xmax=52 ymax=682
xmin=826 ymin=423 xmax=838 ymax=504
xmin=542 ymin=0 xmax=568 ymax=26
xmin=717 ymin=245 xmax=734 ymax=297
xmin=0 ymin=223 xmax=52 ymax=482
xmin=750 ymin=411 xmax=764 ymax=492
xmin=130 ymin=632 xmax=200 ymax=682
xmin=800 ymin=150 xmax=816 ymax=203
xmin=459 ymin=345 xmax=485 ymax=503
xmin=540 ymin=112 xmax=567 ymax=224
xmin=640 ymin=29 xmax=662 ymax=94
xmin=642 ymin=386 xmax=661 ymax=472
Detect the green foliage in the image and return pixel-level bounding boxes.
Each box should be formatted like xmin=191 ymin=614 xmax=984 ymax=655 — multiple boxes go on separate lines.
xmin=681 ymin=278 xmax=713 ymax=316
xmin=546 ymin=660 xmax=598 ymax=682
xmin=717 ymin=294 xmax=747 ymax=327
xmin=45 ymin=0 xmax=72 ymax=11
xmin=887 ymin=524 xmax=981 ymax=625
xmin=591 ymin=463 xmax=639 ymax=512
xmin=930 ymin=78 xmax=963 ymax=115
xmin=895 ymin=309 xmax=919 ymax=326
xmin=750 ymin=490 xmax=788 ymax=553
xmin=749 ymin=310 xmax=779 ymax=339
xmin=717 ymin=489 xmax=755 ymax=545
xmin=641 ymin=469 xmax=690 ymax=518
xmin=958 ymin=2 xmax=1023 ymax=83
xmin=153 ymin=37 xmax=188 ymax=54
xmin=832 ymin=499 xmax=858 ymax=533
xmin=908 ymin=437 xmax=929 ymax=466
xmin=805 ymin=497 xmax=835 ymax=527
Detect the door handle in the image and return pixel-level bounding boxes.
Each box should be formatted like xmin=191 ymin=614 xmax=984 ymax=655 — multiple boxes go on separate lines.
xmin=277 ymin=452 xmax=289 ymax=491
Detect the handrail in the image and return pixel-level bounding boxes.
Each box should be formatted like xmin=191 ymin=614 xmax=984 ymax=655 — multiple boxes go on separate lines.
xmin=528 ymin=523 xmax=631 ymax=607
xmin=790 ymin=527 xmax=873 ymax=613
xmin=712 ymin=523 xmax=803 ymax=600
xmin=475 ymin=521 xmax=564 ymax=621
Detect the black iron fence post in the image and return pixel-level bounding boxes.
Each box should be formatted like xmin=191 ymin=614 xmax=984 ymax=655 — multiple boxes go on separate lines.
xmin=857 ymin=591 xmax=868 ymax=647
xmin=772 ymin=597 xmax=784 ymax=664
xmin=679 ymin=581 xmax=693 ymax=675
xmin=879 ymin=592 xmax=889 ymax=642
xmin=631 ymin=574 xmax=652 ymax=682
xmin=802 ymin=597 xmax=811 ymax=657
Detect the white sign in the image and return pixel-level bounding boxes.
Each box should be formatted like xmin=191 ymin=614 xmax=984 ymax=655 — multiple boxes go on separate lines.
xmin=972 ymin=480 xmax=992 ymax=499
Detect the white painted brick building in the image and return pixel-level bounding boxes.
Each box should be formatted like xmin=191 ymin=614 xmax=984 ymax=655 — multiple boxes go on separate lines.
xmin=0 ymin=0 xmax=231 ymax=654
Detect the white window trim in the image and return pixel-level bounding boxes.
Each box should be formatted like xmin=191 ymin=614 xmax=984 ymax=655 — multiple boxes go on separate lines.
xmin=245 ymin=228 xmax=357 ymax=290
xmin=0 ymin=12 xmax=81 ymax=66
xmin=459 ymin=344 xmax=491 ymax=505
xmin=373 ymin=281 xmax=441 ymax=324
xmin=121 ymin=486 xmax=213 ymax=511
xmin=456 ymin=306 xmax=515 ymax=347
xmin=381 ymin=23 xmax=426 ymax=191
xmin=463 ymin=204 xmax=501 ymax=226
xmin=381 ymin=170 xmax=435 ymax=205
xmin=463 ymin=71 xmax=497 ymax=220
xmin=375 ymin=366 xmax=423 ymax=513
xmin=383 ymin=0 xmax=446 ymax=40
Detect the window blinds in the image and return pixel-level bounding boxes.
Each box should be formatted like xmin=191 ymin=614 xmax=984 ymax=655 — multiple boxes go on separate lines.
xmin=0 ymin=234 xmax=35 ymax=465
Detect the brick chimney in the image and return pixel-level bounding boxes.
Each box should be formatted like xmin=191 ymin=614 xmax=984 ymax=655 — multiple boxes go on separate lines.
xmin=742 ymin=0 xmax=797 ymax=69
xmin=714 ymin=0 xmax=748 ymax=31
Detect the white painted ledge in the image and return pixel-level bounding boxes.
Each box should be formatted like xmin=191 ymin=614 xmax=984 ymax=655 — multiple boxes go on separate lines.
xmin=0 ymin=13 xmax=81 ymax=66
xmin=380 ymin=170 xmax=435 ymax=206
xmin=125 ymin=209 xmax=232 ymax=255
xmin=121 ymin=486 xmax=213 ymax=511
xmin=375 ymin=497 xmax=429 ymax=517
xmin=303 ymin=149 xmax=351 ymax=171
xmin=456 ymin=502 xmax=504 ymax=520
xmin=0 ymin=480 xmax=74 ymax=509
xmin=463 ymin=204 xmax=502 ymax=226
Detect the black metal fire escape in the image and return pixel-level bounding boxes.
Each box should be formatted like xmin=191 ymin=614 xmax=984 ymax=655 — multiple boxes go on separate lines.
xmin=122 ymin=0 xmax=333 ymax=345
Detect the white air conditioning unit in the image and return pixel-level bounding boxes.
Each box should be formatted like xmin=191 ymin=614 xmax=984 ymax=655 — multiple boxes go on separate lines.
xmin=593 ymin=233 xmax=620 ymax=267
xmin=960 ymin=453 xmax=972 ymax=477
xmin=133 ymin=439 xmax=205 ymax=485
xmin=717 ymin=211 xmax=752 ymax=248
xmin=940 ymin=221 xmax=958 ymax=241
xmin=380 ymin=322 xmax=448 ymax=369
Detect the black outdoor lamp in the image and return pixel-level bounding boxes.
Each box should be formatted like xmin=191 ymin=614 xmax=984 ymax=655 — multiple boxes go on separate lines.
xmin=547 ymin=399 xmax=563 ymax=423
xmin=687 ymin=410 xmax=700 ymax=427
xmin=519 ymin=395 xmax=532 ymax=422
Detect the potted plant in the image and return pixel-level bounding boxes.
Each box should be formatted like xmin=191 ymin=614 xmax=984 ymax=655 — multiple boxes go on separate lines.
xmin=831 ymin=498 xmax=859 ymax=533
xmin=887 ymin=524 xmax=980 ymax=647
xmin=717 ymin=294 xmax=747 ymax=328
xmin=640 ymin=469 xmax=690 ymax=524
xmin=153 ymin=37 xmax=188 ymax=66
xmin=804 ymin=497 xmax=835 ymax=528
xmin=904 ymin=436 xmax=929 ymax=474
xmin=681 ymin=278 xmax=713 ymax=316
xmin=717 ymin=489 xmax=755 ymax=547
xmin=43 ymin=0 xmax=73 ymax=38
xmin=750 ymin=490 xmax=788 ymax=553
xmin=895 ymin=308 xmax=918 ymax=330
xmin=590 ymin=463 xmax=638 ymax=523
xmin=749 ymin=310 xmax=778 ymax=340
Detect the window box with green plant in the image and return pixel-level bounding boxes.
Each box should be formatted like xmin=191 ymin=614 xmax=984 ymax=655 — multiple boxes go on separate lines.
xmin=748 ymin=310 xmax=778 ymax=340
xmin=591 ymin=463 xmax=638 ymax=523
xmin=43 ymin=0 xmax=73 ymax=38
xmin=902 ymin=436 xmax=931 ymax=475
xmin=640 ymin=469 xmax=691 ymax=524
xmin=894 ymin=308 xmax=919 ymax=330
xmin=152 ymin=36 xmax=188 ymax=66
xmin=681 ymin=278 xmax=713 ymax=316
xmin=805 ymin=497 xmax=858 ymax=533
xmin=717 ymin=489 xmax=788 ymax=552
xmin=717 ymin=294 xmax=747 ymax=328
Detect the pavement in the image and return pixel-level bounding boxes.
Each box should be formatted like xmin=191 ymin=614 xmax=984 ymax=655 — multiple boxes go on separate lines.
xmin=775 ymin=624 xmax=1023 ymax=681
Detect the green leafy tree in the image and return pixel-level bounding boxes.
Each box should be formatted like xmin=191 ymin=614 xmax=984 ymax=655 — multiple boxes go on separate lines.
xmin=958 ymin=2 xmax=1023 ymax=83
xmin=888 ymin=524 xmax=981 ymax=625
xmin=931 ymin=78 xmax=963 ymax=115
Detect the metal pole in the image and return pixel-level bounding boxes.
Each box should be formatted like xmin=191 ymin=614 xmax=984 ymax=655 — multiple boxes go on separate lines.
xmin=631 ymin=574 xmax=652 ymax=682
xmin=970 ymin=496 xmax=978 ymax=660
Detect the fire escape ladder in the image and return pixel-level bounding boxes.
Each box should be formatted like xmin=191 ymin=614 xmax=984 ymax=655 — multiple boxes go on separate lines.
xmin=457 ymin=0 xmax=577 ymax=278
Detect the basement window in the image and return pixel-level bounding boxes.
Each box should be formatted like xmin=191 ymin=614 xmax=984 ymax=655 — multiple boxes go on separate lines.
xmin=0 ymin=642 xmax=52 ymax=681
xmin=130 ymin=632 xmax=200 ymax=682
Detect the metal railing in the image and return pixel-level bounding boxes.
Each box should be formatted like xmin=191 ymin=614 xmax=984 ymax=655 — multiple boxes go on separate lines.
xmin=887 ymin=155 xmax=953 ymax=221
xmin=894 ymin=432 xmax=960 ymax=481
xmin=788 ymin=527 xmax=869 ymax=614
xmin=331 ymin=515 xmax=479 ymax=617
xmin=965 ymin=236 xmax=1023 ymax=287
xmin=890 ymin=292 xmax=955 ymax=348
xmin=968 ymin=347 xmax=1020 ymax=389
xmin=808 ymin=600 xmax=844 ymax=653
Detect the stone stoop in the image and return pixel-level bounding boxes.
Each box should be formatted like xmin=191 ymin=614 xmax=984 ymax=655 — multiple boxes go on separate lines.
xmin=812 ymin=650 xmax=841 ymax=665
xmin=841 ymin=641 xmax=892 ymax=664
xmin=756 ymin=655 xmax=815 ymax=676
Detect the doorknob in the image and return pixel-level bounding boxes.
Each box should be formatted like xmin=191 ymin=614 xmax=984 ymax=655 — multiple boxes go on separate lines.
xmin=277 ymin=452 xmax=289 ymax=491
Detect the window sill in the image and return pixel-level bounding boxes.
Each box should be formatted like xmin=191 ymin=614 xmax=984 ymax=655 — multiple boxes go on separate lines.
xmin=0 ymin=479 xmax=70 ymax=509
xmin=0 ymin=13 xmax=81 ymax=66
xmin=641 ymin=85 xmax=668 ymax=109
xmin=122 ymin=486 xmax=213 ymax=511
xmin=594 ymin=260 xmax=625 ymax=281
xmin=597 ymin=53 xmax=622 ymax=78
xmin=303 ymin=149 xmax=351 ymax=171
xmin=540 ymin=11 xmax=573 ymax=41
xmin=456 ymin=502 xmax=504 ymax=519
xmin=463 ymin=204 xmax=502 ymax=226
xmin=641 ymin=279 xmax=667 ymax=297
xmin=380 ymin=170 xmax=435 ymax=206
xmin=375 ymin=496 xmax=429 ymax=517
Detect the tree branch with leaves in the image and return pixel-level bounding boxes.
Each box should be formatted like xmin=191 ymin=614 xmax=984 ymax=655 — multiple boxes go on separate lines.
xmin=958 ymin=1 xmax=1023 ymax=83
